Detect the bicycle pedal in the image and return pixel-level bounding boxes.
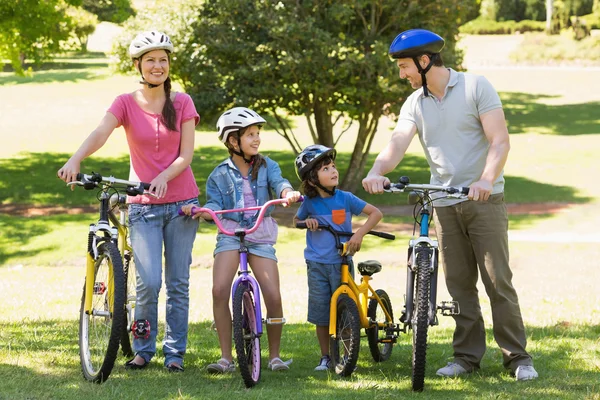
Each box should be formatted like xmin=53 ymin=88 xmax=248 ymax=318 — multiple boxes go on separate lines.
xmin=437 ymin=300 xmax=460 ymax=316
xmin=131 ymin=319 xmax=151 ymax=339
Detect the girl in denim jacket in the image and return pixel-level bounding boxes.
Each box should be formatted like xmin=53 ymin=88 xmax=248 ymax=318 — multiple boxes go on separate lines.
xmin=182 ymin=107 xmax=300 ymax=373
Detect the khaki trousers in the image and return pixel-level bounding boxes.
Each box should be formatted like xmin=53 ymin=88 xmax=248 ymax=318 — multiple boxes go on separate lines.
xmin=433 ymin=193 xmax=532 ymax=371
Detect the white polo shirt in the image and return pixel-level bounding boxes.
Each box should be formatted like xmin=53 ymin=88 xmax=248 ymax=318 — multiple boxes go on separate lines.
xmin=398 ymin=68 xmax=505 ymax=206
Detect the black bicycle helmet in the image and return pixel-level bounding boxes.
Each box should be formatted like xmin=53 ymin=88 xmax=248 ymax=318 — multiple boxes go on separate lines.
xmin=295 ymin=145 xmax=337 ymax=181
xmin=389 ymin=29 xmax=445 ymax=96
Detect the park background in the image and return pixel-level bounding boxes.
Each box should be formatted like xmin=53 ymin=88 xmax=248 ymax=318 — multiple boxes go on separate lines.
xmin=0 ymin=0 xmax=599 ymax=399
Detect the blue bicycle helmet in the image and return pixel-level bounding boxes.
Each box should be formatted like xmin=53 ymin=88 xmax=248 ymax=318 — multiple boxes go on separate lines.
xmin=389 ymin=29 xmax=445 ymax=96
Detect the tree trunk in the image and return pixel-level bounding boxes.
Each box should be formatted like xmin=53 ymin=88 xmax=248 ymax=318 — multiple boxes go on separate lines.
xmin=313 ymin=98 xmax=334 ymax=147
xmin=339 ymin=112 xmax=380 ymax=192
xmin=546 ymin=0 xmax=554 ymax=34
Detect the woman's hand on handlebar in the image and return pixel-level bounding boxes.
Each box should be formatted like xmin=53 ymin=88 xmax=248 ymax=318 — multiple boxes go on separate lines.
xmin=57 ymin=159 xmax=81 ymax=191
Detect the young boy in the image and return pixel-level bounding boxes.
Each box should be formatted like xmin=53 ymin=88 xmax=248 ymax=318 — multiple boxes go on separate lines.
xmin=293 ymin=145 xmax=383 ymax=371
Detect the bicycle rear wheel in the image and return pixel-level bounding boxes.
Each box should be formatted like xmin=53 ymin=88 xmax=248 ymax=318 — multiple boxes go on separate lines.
xmin=232 ymin=284 xmax=261 ymax=388
xmin=330 ymin=294 xmax=361 ymax=377
xmin=411 ymin=247 xmax=432 ymax=392
xmin=366 ymin=289 xmax=394 ymax=362
xmin=79 ymin=241 xmax=126 ymax=383
xmin=120 ymin=250 xmax=136 ymax=358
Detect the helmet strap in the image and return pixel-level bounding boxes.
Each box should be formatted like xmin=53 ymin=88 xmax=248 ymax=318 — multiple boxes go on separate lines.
xmin=313 ymin=181 xmax=335 ymax=196
xmin=233 ymin=138 xmax=255 ymax=164
xmin=413 ymin=54 xmax=437 ymax=97
xmin=137 ymin=62 xmax=161 ymax=89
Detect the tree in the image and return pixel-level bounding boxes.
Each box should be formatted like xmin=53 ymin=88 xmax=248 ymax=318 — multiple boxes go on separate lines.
xmin=0 ymin=0 xmax=76 ymax=74
xmin=65 ymin=6 xmax=99 ymax=52
xmin=176 ymin=0 xmax=473 ymax=191
xmin=81 ymin=0 xmax=135 ymax=24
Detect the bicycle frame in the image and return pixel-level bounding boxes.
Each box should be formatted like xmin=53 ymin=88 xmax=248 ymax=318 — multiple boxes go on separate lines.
xmin=79 ymin=176 xmax=146 ymax=316
xmin=329 ymin=251 xmax=393 ymax=336
xmin=385 ymin=177 xmax=468 ymax=329
xmin=182 ymin=197 xmax=300 ymax=334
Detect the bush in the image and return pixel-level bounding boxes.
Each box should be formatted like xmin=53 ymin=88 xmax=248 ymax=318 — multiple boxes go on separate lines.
xmin=579 ymin=12 xmax=600 ymax=29
xmin=510 ymin=31 xmax=600 ymax=64
xmin=460 ymin=16 xmax=545 ymax=34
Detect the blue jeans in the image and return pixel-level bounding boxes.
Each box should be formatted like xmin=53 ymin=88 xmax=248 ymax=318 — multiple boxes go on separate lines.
xmin=128 ymin=198 xmax=199 ymax=366
xmin=306 ymin=259 xmax=354 ymax=326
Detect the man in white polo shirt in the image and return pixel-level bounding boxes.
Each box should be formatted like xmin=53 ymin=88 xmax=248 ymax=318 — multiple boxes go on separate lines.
xmin=362 ymin=29 xmax=538 ymax=381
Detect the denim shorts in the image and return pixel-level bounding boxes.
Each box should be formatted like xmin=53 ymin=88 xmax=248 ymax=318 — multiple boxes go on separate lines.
xmin=214 ymin=234 xmax=277 ymax=262
xmin=306 ymin=259 xmax=354 ymax=326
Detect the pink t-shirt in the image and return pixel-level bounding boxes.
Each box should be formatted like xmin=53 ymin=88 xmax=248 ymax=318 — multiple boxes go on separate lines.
xmin=108 ymin=92 xmax=200 ymax=204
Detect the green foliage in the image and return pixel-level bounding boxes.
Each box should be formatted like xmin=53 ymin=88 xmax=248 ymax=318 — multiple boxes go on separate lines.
xmin=64 ymin=6 xmax=99 ymax=52
xmin=0 ymin=0 xmax=73 ymax=75
xmin=459 ymin=16 xmax=546 ymax=34
xmin=81 ymin=0 xmax=135 ymax=23
xmin=579 ymin=11 xmax=600 ymax=28
xmin=172 ymin=0 xmax=475 ymax=191
xmin=111 ymin=0 xmax=203 ymax=74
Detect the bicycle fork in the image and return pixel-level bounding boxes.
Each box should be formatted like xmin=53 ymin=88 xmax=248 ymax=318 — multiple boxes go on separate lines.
xmin=400 ymin=244 xmax=459 ymax=331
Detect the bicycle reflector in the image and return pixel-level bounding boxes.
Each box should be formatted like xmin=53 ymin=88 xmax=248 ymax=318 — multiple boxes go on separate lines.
xmin=131 ymin=319 xmax=151 ymax=339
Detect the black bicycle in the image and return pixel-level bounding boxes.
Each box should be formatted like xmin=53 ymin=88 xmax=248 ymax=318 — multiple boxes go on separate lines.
xmin=385 ymin=176 xmax=469 ymax=392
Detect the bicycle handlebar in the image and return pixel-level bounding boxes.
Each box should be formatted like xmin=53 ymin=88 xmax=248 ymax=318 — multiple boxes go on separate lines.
xmin=179 ymin=197 xmax=304 ymax=237
xmin=73 ymin=172 xmax=151 ymax=195
xmin=383 ymin=176 xmax=469 ymax=196
xmin=295 ymin=222 xmax=395 ymax=241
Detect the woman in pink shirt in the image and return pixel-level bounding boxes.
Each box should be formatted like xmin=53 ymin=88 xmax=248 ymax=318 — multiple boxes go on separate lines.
xmin=57 ymin=30 xmax=199 ymax=373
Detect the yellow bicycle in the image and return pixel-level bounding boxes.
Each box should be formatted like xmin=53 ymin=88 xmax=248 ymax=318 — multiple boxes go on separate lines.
xmin=67 ymin=172 xmax=149 ymax=383
xmin=296 ymin=222 xmax=396 ymax=377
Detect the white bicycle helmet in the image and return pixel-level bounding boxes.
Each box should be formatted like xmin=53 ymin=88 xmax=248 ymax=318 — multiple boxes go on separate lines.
xmin=129 ymin=30 xmax=174 ymax=59
xmin=217 ymin=107 xmax=266 ymax=143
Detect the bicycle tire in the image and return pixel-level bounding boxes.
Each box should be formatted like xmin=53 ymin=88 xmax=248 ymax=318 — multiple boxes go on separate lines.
xmin=120 ymin=251 xmax=136 ymax=358
xmin=79 ymin=241 xmax=126 ymax=383
xmin=232 ymin=284 xmax=261 ymax=388
xmin=366 ymin=289 xmax=394 ymax=362
xmin=330 ymin=294 xmax=361 ymax=377
xmin=411 ymin=246 xmax=432 ymax=392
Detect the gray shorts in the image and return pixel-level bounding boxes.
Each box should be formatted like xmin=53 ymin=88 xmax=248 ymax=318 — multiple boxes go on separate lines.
xmin=306 ymin=259 xmax=354 ymax=326
xmin=214 ymin=233 xmax=277 ymax=262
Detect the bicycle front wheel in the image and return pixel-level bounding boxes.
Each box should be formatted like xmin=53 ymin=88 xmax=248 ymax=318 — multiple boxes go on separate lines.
xmin=411 ymin=247 xmax=432 ymax=392
xmin=79 ymin=242 xmax=126 ymax=383
xmin=232 ymin=284 xmax=261 ymax=388
xmin=330 ymin=294 xmax=361 ymax=377
xmin=120 ymin=250 xmax=136 ymax=358
xmin=366 ymin=289 xmax=394 ymax=362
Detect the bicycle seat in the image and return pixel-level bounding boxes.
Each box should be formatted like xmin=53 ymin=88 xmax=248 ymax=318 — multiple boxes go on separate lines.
xmin=357 ymin=260 xmax=382 ymax=276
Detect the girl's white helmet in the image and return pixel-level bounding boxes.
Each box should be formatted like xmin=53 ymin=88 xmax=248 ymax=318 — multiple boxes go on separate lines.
xmin=217 ymin=107 xmax=266 ymax=143
xmin=129 ymin=30 xmax=174 ymax=58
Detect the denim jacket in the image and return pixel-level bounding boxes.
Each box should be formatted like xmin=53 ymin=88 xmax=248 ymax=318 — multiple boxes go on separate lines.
xmin=204 ymin=156 xmax=293 ymax=228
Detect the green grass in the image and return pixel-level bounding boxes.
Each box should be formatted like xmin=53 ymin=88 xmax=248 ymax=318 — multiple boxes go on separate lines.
xmin=0 ymin=319 xmax=599 ymax=400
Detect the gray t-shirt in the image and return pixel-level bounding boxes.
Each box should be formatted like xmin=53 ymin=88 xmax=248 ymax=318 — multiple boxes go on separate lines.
xmin=398 ymin=68 xmax=504 ymax=206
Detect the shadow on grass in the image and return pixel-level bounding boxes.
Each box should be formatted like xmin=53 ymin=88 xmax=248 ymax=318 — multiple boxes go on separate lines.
xmin=501 ymin=92 xmax=600 ymax=136
xmin=0 ymin=320 xmax=598 ymax=399
xmin=0 ymin=149 xmax=590 ymax=208
xmin=0 ymin=214 xmax=83 ymax=266
xmin=0 ymin=54 xmax=111 ymax=85
xmin=0 ymin=70 xmax=111 ymax=85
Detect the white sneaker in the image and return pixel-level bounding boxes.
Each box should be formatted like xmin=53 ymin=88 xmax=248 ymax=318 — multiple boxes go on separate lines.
xmin=515 ymin=365 xmax=538 ymax=381
xmin=436 ymin=362 xmax=469 ymax=377
xmin=314 ymin=355 xmax=332 ymax=371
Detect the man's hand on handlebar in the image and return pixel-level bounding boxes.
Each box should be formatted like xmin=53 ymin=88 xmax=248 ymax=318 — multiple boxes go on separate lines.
xmin=362 ymin=173 xmax=391 ymax=194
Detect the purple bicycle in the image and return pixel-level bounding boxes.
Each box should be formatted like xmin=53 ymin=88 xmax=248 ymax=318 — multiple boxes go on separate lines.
xmin=179 ymin=197 xmax=300 ymax=388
